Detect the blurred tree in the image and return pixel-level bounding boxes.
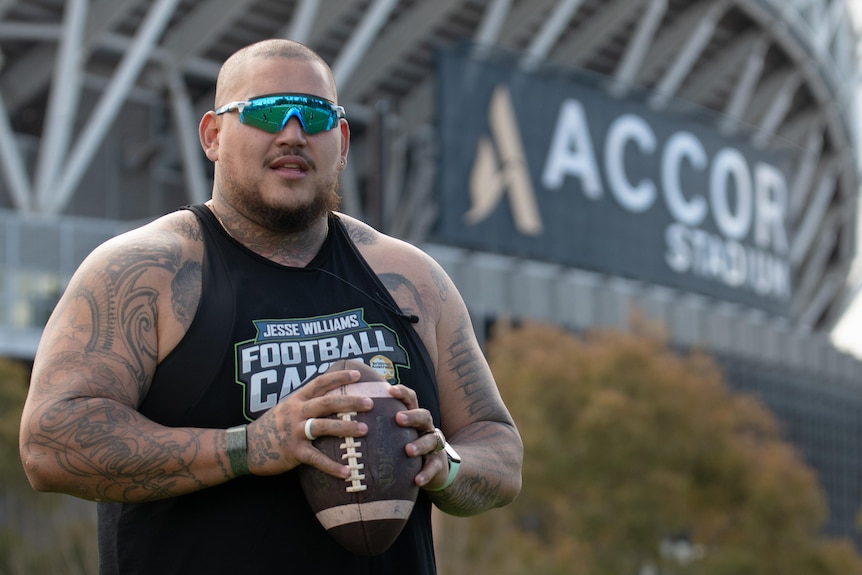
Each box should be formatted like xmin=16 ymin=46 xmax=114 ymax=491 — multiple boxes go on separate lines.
xmin=434 ymin=320 xmax=862 ymax=575
xmin=0 ymin=357 xmax=98 ymax=575
xmin=0 ymin=359 xmax=29 ymax=486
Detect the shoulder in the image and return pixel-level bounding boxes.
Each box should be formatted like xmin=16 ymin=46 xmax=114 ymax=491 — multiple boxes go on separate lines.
xmin=112 ymin=208 xmax=202 ymax=248
xmin=61 ymin=208 xmax=206 ymax=359
xmin=61 ymin=208 xmax=205 ymax=322
xmin=334 ymin=212 xmax=399 ymax=248
xmin=334 ymin=212 xmax=448 ymax=284
xmin=334 ymin=212 xmax=457 ymax=328
xmin=334 ymin=212 xmax=435 ymax=268
xmin=85 ymin=209 xmax=203 ymax=270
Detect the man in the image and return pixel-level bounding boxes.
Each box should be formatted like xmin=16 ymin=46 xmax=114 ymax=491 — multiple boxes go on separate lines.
xmin=19 ymin=39 xmax=522 ymax=574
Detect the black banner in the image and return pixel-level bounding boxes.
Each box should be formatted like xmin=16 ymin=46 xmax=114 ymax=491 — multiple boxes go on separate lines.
xmin=433 ymin=44 xmax=793 ymax=315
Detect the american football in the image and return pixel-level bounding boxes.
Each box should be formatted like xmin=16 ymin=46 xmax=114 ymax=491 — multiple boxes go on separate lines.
xmin=298 ymin=359 xmax=421 ymax=556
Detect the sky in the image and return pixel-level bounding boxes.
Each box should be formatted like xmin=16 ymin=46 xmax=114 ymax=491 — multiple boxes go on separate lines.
xmin=829 ymin=2 xmax=862 ymax=360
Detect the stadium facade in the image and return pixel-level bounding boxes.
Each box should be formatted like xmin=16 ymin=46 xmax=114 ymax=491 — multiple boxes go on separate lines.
xmin=1 ymin=0 xmax=861 ymax=545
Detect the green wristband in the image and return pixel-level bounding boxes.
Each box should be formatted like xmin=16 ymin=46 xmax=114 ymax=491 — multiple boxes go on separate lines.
xmin=226 ymin=424 xmax=249 ymax=477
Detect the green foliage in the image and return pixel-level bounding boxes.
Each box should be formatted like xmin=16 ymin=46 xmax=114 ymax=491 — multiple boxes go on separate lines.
xmin=0 ymin=359 xmax=29 ymax=491
xmin=0 ymin=519 xmax=98 ymax=575
xmin=0 ymin=357 xmax=98 ymax=575
xmin=434 ymin=321 xmax=862 ymax=575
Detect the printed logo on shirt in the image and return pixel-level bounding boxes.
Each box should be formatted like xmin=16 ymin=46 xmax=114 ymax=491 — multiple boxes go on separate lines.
xmin=234 ymin=308 xmax=410 ymax=420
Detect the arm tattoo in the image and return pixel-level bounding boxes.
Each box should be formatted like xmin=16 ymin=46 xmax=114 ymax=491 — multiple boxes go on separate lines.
xmin=439 ymin=316 xmax=523 ymax=513
xmin=29 ymin=351 xmax=211 ymax=501
xmin=427 ymin=256 xmax=449 ymax=302
xmin=85 ymin=237 xmax=183 ymax=392
xmin=441 ymin=471 xmax=502 ymax=513
xmin=379 ymin=272 xmax=428 ymax=320
xmin=172 ymin=261 xmax=201 ymax=329
xmin=23 ymin=229 xmax=213 ymax=502
xmin=446 ymin=315 xmax=500 ymax=421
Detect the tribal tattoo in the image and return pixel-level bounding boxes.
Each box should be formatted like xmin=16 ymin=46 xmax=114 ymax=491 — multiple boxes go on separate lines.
xmin=22 ymin=226 xmax=219 ymax=502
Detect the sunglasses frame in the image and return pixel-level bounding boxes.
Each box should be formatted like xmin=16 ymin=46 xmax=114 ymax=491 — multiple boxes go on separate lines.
xmin=214 ymin=93 xmax=346 ymax=135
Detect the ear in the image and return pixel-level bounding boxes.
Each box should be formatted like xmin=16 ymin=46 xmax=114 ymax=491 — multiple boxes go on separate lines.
xmin=199 ymin=111 xmax=220 ymax=162
xmin=338 ymin=119 xmax=350 ymax=169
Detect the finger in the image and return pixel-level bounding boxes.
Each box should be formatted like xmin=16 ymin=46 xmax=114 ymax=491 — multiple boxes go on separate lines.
xmin=301 ymin=445 xmax=352 ymax=480
xmin=298 ymin=413 xmax=370 ymax=480
xmin=415 ymin=451 xmax=448 ymax=488
xmin=404 ymin=424 xmax=441 ymax=457
xmin=302 ymin=368 xmax=361 ymax=399
xmin=388 ymin=384 xmax=418 ymax=409
xmin=304 ymin=415 xmax=368 ymax=441
xmin=395 ymin=407 xmax=433 ymax=433
xmin=300 ymin=391 xmax=374 ymax=420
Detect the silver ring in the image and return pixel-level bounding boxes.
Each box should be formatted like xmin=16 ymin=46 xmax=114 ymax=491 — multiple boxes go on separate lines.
xmin=422 ymin=427 xmax=445 ymax=453
xmin=304 ymin=418 xmax=317 ymax=441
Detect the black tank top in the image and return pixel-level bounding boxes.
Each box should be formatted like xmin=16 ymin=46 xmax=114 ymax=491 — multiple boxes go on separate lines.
xmin=98 ymin=205 xmax=439 ymax=575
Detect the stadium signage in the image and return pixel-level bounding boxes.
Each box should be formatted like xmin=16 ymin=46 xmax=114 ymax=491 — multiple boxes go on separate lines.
xmin=541 ymin=94 xmax=789 ymax=300
xmin=434 ymin=47 xmax=792 ymax=314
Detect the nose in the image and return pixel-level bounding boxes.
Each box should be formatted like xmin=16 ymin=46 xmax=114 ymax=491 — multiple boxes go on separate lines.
xmin=275 ymin=115 xmax=307 ymax=145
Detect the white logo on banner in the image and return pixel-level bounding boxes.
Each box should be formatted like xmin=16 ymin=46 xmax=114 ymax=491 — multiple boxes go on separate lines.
xmin=467 ymin=86 xmax=542 ymax=235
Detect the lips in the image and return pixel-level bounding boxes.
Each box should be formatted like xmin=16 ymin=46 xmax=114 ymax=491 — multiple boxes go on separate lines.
xmin=269 ymin=155 xmax=310 ymax=172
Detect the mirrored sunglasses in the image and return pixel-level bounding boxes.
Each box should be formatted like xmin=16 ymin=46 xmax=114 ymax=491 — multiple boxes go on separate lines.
xmin=215 ymin=94 xmax=345 ymax=135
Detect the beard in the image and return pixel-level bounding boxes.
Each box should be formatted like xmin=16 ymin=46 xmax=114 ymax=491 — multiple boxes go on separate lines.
xmin=226 ymin=168 xmax=342 ymax=235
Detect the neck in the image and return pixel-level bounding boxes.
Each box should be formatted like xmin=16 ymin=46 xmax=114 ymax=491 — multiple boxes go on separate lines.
xmin=208 ymin=201 xmax=329 ymax=267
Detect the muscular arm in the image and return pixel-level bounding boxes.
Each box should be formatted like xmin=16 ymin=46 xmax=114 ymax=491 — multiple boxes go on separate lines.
xmin=428 ymin=290 xmax=523 ymax=517
xmin=346 ymin=214 xmax=523 ymax=516
xmin=20 ymin=214 xmax=371 ymax=503
xmin=18 ymin=218 xmax=234 ymax=502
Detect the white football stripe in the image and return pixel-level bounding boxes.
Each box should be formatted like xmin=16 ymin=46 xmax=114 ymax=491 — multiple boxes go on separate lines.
xmin=315 ymin=500 xmax=416 ymax=529
xmin=340 ymin=381 xmax=391 ymax=397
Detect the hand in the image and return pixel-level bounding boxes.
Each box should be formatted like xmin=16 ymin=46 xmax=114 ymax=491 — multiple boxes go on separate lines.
xmin=245 ymin=368 xmax=372 ymax=479
xmin=389 ymin=384 xmax=450 ymax=490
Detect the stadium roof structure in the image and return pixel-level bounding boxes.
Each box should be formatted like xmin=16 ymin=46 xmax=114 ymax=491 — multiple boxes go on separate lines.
xmin=0 ymin=0 xmax=860 ymax=339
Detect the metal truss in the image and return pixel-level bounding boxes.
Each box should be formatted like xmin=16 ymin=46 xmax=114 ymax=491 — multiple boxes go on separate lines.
xmin=0 ymin=0 xmax=859 ymax=339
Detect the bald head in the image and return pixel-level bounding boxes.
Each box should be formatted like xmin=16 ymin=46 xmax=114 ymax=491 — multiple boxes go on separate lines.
xmin=214 ymin=39 xmax=337 ymax=106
